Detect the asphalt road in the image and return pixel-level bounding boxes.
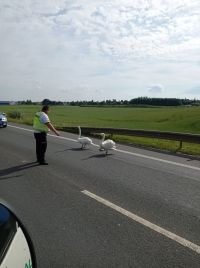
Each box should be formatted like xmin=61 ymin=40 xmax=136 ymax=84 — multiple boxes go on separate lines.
xmin=0 ymin=123 xmax=200 ymax=267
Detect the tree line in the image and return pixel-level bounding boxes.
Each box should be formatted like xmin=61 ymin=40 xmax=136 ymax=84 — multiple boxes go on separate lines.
xmin=18 ymin=97 xmax=200 ymax=107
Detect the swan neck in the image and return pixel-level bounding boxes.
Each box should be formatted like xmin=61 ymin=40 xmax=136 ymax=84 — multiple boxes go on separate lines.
xmin=102 ymin=133 xmax=105 ymax=142
xmin=78 ymin=127 xmax=81 ymax=138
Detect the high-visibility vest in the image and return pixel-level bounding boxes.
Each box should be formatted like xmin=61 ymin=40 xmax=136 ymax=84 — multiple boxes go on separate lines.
xmin=33 ymin=112 xmax=49 ymax=132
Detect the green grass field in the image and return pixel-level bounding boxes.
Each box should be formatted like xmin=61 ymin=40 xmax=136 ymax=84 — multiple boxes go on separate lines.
xmin=1 ymin=105 xmax=200 ymax=155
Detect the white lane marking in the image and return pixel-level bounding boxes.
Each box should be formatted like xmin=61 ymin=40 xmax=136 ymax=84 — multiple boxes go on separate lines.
xmin=8 ymin=124 xmax=200 ymax=171
xmin=8 ymin=124 xmax=77 ymax=142
xmin=116 ymin=149 xmax=200 ymax=171
xmin=8 ymin=124 xmax=33 ymax=132
xmin=82 ymin=190 xmax=200 ymax=255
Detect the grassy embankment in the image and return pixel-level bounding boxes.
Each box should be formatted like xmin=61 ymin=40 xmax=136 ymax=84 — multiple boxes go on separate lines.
xmin=1 ymin=105 xmax=200 ymax=155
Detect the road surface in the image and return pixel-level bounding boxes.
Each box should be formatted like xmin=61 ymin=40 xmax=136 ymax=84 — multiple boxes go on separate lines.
xmin=0 ymin=123 xmax=200 ymax=267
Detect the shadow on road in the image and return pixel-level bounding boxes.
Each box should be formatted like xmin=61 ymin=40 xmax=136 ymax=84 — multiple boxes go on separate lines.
xmin=55 ymin=147 xmax=90 ymax=153
xmin=69 ymin=148 xmax=90 ymax=151
xmin=0 ymin=162 xmax=39 ymax=179
xmin=82 ymin=153 xmax=114 ymax=160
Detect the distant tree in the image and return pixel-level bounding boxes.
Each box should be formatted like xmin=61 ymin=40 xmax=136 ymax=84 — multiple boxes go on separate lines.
xmin=26 ymin=99 xmax=32 ymax=105
xmin=42 ymin=99 xmax=51 ymax=105
xmin=18 ymin=99 xmax=32 ymax=105
xmin=65 ymin=97 xmax=199 ymax=107
xmin=130 ymin=97 xmax=183 ymax=106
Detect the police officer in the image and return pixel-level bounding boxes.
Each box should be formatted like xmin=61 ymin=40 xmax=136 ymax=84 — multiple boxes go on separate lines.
xmin=33 ymin=105 xmax=60 ymax=165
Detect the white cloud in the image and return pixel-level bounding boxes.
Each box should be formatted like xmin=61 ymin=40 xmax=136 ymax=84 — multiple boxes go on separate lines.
xmin=46 ymin=0 xmax=200 ymax=59
xmin=147 ymin=84 xmax=164 ymax=96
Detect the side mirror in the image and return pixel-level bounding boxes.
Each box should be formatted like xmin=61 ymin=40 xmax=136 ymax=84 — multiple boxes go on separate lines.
xmin=0 ymin=202 xmax=36 ymax=268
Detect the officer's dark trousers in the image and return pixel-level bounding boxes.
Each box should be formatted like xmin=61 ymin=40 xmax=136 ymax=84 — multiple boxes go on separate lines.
xmin=34 ymin=132 xmax=47 ymax=163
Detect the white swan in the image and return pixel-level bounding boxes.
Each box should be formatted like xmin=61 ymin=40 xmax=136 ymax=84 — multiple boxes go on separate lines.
xmin=99 ymin=133 xmax=116 ymax=155
xmin=77 ymin=126 xmax=92 ymax=149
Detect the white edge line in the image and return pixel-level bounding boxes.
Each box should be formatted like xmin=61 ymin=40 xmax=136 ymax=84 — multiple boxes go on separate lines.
xmin=81 ymin=190 xmax=200 ymax=255
xmin=115 ymin=149 xmax=200 ymax=171
xmin=8 ymin=124 xmax=33 ymax=132
xmin=8 ymin=124 xmax=200 ymax=171
xmin=8 ymin=124 xmax=77 ymax=142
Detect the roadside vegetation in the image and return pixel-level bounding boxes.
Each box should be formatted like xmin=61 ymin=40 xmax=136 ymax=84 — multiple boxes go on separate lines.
xmin=1 ymin=104 xmax=200 ymax=156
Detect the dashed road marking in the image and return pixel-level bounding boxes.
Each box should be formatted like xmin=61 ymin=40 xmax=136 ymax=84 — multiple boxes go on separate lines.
xmin=82 ymin=190 xmax=200 ymax=255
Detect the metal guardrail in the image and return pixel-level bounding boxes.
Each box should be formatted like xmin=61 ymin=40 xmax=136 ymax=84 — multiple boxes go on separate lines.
xmin=62 ymin=127 xmax=200 ymax=148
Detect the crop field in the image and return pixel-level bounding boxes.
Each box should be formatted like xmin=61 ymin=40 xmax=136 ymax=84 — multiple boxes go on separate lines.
xmin=1 ymin=105 xmax=200 ymax=155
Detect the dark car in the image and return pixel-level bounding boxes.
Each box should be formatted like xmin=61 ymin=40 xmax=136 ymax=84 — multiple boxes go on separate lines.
xmin=0 ymin=113 xmax=7 ymax=127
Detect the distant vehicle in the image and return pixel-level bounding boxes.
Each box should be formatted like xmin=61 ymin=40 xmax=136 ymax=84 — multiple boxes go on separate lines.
xmin=0 ymin=113 xmax=7 ymax=128
xmin=0 ymin=202 xmax=37 ymax=267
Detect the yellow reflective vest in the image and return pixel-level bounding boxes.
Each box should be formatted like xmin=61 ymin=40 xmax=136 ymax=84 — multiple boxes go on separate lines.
xmin=33 ymin=112 xmax=49 ymax=133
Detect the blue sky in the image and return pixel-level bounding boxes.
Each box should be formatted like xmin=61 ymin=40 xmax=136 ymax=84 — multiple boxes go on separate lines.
xmin=0 ymin=0 xmax=200 ymax=101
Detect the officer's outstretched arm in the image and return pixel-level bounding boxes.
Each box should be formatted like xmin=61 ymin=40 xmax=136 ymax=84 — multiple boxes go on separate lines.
xmin=46 ymin=122 xmax=60 ymax=136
